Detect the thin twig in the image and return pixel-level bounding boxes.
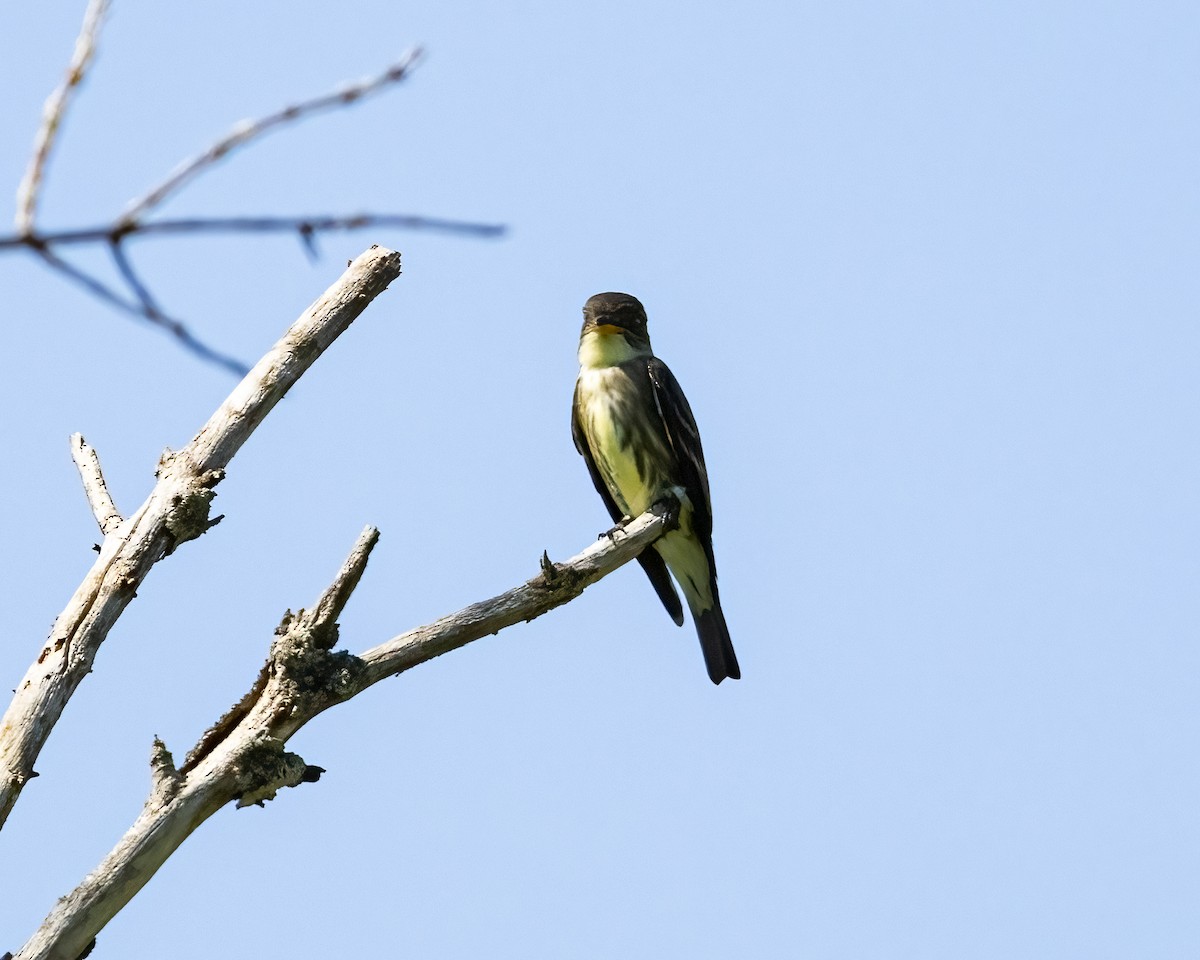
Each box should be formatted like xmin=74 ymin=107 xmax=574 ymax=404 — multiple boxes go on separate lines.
xmin=14 ymin=0 xmax=111 ymax=235
xmin=107 ymin=239 xmax=252 ymax=374
xmin=70 ymin=434 xmax=123 ymax=536
xmin=33 ymin=243 xmax=146 ymax=316
xmin=119 ymin=49 xmax=424 ymax=225
xmin=0 ymin=213 xmax=505 ymax=250
xmin=33 ymin=244 xmax=251 ymax=376
xmin=108 ymin=240 xmax=165 ymax=318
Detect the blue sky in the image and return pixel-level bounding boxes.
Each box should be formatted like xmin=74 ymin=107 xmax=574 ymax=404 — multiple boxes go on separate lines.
xmin=1 ymin=1 xmax=1198 ymax=957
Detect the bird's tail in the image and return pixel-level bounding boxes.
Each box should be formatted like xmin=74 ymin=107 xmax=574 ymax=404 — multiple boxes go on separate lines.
xmin=695 ymin=596 xmax=740 ymax=685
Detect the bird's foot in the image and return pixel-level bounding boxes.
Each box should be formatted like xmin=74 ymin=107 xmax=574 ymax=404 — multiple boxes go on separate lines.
xmin=599 ymin=516 xmax=634 ymax=543
xmin=650 ymin=493 xmax=681 ymax=531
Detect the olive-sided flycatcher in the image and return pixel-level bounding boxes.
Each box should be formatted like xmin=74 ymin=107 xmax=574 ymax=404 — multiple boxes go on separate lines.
xmin=571 ymin=292 xmax=740 ymax=684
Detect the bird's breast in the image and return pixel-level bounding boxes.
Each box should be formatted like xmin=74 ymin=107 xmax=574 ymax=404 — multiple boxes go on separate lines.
xmin=576 ymin=365 xmax=672 ymax=517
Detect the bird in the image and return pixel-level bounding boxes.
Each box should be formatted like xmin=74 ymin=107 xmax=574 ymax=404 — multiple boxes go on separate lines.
xmin=571 ymin=292 xmax=740 ymax=684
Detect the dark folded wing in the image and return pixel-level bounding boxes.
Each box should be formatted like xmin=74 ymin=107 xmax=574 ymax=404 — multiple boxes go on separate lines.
xmin=646 ymin=357 xmax=716 ymax=573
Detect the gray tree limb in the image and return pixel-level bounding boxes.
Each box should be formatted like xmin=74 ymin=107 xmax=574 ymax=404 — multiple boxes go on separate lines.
xmin=13 ymin=512 xmax=669 ymax=960
xmin=0 ymin=244 xmax=403 ymax=830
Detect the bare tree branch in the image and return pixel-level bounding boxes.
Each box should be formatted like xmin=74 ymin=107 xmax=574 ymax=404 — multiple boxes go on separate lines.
xmin=28 ymin=228 xmax=255 ymax=375
xmin=70 ymin=433 xmax=123 ymax=536
xmin=13 ymin=0 xmax=111 ymax=235
xmin=0 ymin=244 xmax=403 ymax=831
xmin=357 ymin=512 xmax=671 ymax=684
xmin=5 ymin=212 xmax=500 ymax=373
xmin=28 ymin=242 xmax=141 ymax=314
xmin=0 ymin=214 xmax=505 ymax=250
xmin=107 ymin=240 xmax=165 ymax=318
xmin=9 ymin=22 xmax=498 ymax=375
xmin=118 ymin=49 xmax=424 ymax=225
xmin=311 ymin=526 xmax=382 ymax=630
xmin=13 ymin=511 xmax=670 ymax=960
xmin=106 ymin=239 xmax=254 ymax=375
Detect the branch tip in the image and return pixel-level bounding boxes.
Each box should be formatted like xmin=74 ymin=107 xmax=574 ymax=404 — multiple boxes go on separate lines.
xmin=149 ymin=737 xmax=182 ymax=802
xmin=311 ymin=526 xmax=380 ymax=628
xmin=70 ymin=432 xmax=123 ymax=535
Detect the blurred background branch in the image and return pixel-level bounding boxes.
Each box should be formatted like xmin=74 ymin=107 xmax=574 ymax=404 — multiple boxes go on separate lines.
xmin=6 ymin=4 xmax=503 ymax=374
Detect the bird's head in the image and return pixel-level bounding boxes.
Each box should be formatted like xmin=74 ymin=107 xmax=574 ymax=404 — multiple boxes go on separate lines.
xmin=580 ymin=292 xmax=651 ymax=351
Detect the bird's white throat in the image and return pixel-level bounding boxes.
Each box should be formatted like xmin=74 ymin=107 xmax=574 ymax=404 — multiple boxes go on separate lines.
xmin=577 ymin=329 xmax=650 ymax=369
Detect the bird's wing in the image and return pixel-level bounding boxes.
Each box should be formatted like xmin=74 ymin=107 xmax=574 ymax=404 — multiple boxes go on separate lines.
xmin=572 ymin=379 xmax=685 ymax=626
xmin=646 ymin=357 xmax=716 ymax=571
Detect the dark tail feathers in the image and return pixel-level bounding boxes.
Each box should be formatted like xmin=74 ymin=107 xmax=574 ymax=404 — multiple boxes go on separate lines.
xmin=696 ymin=600 xmax=740 ymax=685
